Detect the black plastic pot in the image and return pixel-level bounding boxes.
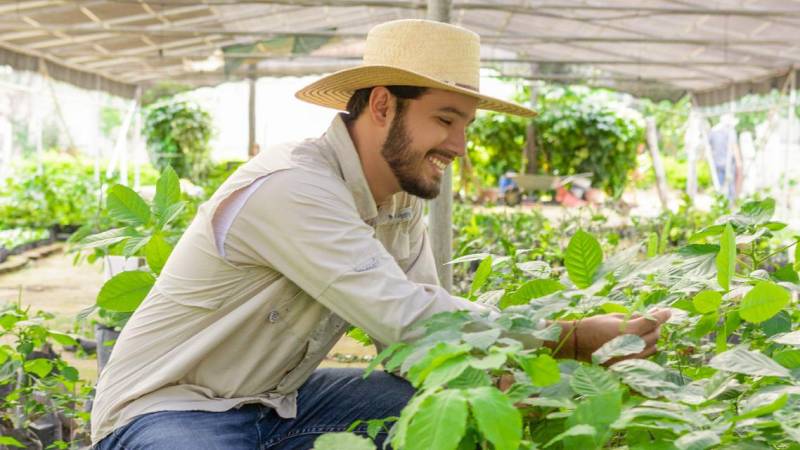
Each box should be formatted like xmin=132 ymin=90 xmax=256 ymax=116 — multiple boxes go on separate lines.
xmin=0 ymin=246 xmax=8 ymax=264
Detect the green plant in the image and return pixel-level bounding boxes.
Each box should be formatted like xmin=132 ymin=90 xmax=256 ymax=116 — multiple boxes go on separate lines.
xmin=143 ymin=99 xmax=214 ymax=182
xmin=74 ymin=166 xmax=185 ymax=329
xmin=318 ymin=197 xmax=800 ymax=449
xmin=0 ymin=300 xmax=92 ymax=449
xmin=464 ymin=112 xmax=526 ymax=188
xmin=465 ymin=85 xmax=645 ymax=198
xmin=0 ymin=154 xmax=102 ymax=231
xmin=534 ymin=86 xmax=645 ymax=198
xmin=0 ymin=153 xmax=160 ymax=233
xmin=0 ymin=228 xmax=50 ymax=251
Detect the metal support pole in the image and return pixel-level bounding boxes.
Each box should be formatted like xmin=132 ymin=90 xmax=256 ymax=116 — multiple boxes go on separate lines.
xmin=523 ymin=77 xmax=538 ymax=174
xmin=248 ymin=64 xmax=258 ymax=158
xmin=646 ymin=117 xmax=669 ymax=210
xmin=784 ymin=70 xmax=797 ymax=216
xmin=685 ymin=105 xmax=698 ymax=201
xmin=426 ymin=0 xmax=453 ymax=291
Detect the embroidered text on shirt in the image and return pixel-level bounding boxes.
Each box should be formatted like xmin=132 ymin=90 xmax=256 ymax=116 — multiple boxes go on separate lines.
xmin=354 ymin=256 xmax=379 ymax=272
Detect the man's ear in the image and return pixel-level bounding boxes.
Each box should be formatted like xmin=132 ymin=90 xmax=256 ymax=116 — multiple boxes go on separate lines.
xmin=368 ymin=86 xmax=393 ymax=128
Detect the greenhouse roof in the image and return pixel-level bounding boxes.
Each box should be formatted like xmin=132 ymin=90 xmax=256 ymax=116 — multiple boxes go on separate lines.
xmin=1 ymin=0 xmax=799 ymax=105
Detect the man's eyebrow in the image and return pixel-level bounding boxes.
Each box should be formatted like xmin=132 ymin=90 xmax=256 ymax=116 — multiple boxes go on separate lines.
xmin=438 ymin=107 xmax=476 ymax=125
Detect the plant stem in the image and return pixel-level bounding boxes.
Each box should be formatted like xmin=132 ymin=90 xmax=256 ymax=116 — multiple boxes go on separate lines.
xmin=753 ymin=240 xmax=799 ymax=269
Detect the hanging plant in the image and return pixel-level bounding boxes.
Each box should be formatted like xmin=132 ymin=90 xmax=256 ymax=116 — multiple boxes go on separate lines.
xmin=142 ymin=99 xmax=214 ymax=181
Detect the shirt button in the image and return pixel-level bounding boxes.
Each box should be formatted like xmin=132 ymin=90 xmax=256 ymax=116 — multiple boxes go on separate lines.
xmin=267 ymin=311 xmax=280 ymax=323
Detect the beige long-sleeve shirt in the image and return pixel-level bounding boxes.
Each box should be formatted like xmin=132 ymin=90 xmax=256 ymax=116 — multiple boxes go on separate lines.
xmin=90 ymin=115 xmax=492 ymax=444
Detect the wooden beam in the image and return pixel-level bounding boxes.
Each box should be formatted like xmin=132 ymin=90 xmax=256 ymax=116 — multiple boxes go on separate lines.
xmin=2 ymin=23 xmax=799 ymax=46
xmin=70 ymin=0 xmax=800 ymax=17
xmin=646 ymin=117 xmax=669 ymax=210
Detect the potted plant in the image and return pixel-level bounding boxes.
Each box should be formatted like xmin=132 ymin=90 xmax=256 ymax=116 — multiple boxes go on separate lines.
xmin=74 ymin=166 xmax=185 ymax=373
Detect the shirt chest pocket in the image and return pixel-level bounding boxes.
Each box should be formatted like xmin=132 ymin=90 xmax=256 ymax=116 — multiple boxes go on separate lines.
xmin=376 ymin=208 xmax=413 ymax=260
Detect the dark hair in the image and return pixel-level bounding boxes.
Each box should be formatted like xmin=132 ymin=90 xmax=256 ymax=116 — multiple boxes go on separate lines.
xmin=341 ymin=86 xmax=428 ymax=125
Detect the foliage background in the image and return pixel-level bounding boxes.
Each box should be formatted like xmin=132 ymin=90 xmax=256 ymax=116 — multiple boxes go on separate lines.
xmin=465 ymin=85 xmax=646 ymax=198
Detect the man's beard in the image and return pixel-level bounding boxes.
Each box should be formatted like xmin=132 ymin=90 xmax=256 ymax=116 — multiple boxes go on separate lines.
xmin=380 ymin=110 xmax=442 ymax=200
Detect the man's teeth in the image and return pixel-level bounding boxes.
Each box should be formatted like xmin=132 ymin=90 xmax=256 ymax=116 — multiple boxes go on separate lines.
xmin=427 ymin=156 xmax=448 ymax=170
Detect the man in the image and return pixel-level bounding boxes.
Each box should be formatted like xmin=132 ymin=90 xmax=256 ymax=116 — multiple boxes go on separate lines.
xmin=92 ymin=19 xmax=669 ymax=449
xmin=708 ymin=113 xmax=743 ymax=202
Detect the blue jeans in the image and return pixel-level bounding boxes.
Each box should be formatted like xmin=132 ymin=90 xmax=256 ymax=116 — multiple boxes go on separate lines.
xmin=95 ymin=368 xmax=415 ymax=449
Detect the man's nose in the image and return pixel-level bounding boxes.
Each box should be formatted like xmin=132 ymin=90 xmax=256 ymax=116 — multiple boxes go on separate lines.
xmin=442 ymin=129 xmax=467 ymax=158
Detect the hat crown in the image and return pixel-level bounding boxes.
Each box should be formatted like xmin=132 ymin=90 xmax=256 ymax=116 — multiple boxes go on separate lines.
xmin=363 ymin=19 xmax=480 ymax=91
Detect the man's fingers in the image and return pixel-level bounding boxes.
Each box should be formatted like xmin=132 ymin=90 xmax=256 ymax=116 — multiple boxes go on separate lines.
xmin=640 ymin=327 xmax=661 ymax=348
xmin=624 ymin=308 xmax=671 ymax=335
xmin=633 ymin=344 xmax=658 ymax=359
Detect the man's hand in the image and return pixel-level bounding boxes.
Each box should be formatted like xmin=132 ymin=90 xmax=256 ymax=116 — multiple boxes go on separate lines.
xmin=546 ymin=309 xmax=671 ymax=363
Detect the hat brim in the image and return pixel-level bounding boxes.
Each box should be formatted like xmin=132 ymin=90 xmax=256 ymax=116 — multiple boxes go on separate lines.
xmin=295 ymin=65 xmax=536 ymax=118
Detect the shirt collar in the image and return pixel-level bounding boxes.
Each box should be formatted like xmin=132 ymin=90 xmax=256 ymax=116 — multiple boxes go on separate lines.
xmin=321 ymin=114 xmax=379 ymax=222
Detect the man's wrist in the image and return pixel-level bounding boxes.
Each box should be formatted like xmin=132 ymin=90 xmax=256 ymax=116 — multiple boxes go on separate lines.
xmin=544 ymin=320 xmax=576 ymax=359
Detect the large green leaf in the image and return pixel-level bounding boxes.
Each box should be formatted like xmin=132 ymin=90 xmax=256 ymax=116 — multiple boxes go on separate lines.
xmin=715 ymin=223 xmax=735 ymax=291
xmin=406 ymin=389 xmax=468 ymax=450
xmin=733 ymin=393 xmax=788 ymax=422
xmin=144 ymin=233 xmax=173 ymax=275
xmin=566 ymin=389 xmax=622 ymax=448
xmin=609 ymin=360 xmax=679 ymax=399
xmin=739 ymin=281 xmax=790 ymax=323
xmin=499 ymin=279 xmax=565 ymax=309
xmin=462 ymin=328 xmax=501 ymax=351
xmin=739 ymin=198 xmax=775 ymax=225
xmin=97 ymin=271 xmax=156 ymax=312
xmin=692 ymin=290 xmax=722 ymax=314
xmin=565 ymin=230 xmax=603 ymax=288
xmin=570 ymin=365 xmax=620 ymax=397
xmin=773 ymin=349 xmax=800 ymax=369
xmin=469 ymin=256 xmax=493 ymax=297
xmin=592 ymin=334 xmax=645 ymax=365
xmin=773 ymin=331 xmax=800 ymax=347
xmin=79 ymin=227 xmax=135 ymax=250
xmin=519 ymin=354 xmax=560 ymax=387
xmin=0 ymin=436 xmax=25 ymax=448
xmin=391 ymin=391 xmax=433 ymax=449
xmin=795 ymin=241 xmax=800 ymax=272
xmin=107 ymin=184 xmax=151 ymax=226
xmin=23 ymin=358 xmax=54 ymax=378
xmin=407 ymin=342 xmax=471 ymax=387
xmin=422 ymin=355 xmax=470 ymax=389
xmin=154 ymin=165 xmax=181 ymax=218
xmin=363 ymin=342 xmax=406 ymax=377
xmin=447 ymin=367 xmax=492 ymax=389
xmin=709 ymin=347 xmax=790 ymax=378
xmin=49 ymin=331 xmax=78 ymax=347
xmin=313 ymin=433 xmax=375 ymax=450
xmin=544 ymin=424 xmax=596 ymax=448
xmin=157 ymin=201 xmax=187 ymax=229
xmin=468 ymin=387 xmax=522 ymax=450
xmin=123 ymin=236 xmax=150 ymax=257
xmin=674 ymin=430 xmax=720 ymax=450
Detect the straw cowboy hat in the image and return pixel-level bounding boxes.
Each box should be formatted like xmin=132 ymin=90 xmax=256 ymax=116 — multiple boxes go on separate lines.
xmin=295 ymin=19 xmax=536 ymax=117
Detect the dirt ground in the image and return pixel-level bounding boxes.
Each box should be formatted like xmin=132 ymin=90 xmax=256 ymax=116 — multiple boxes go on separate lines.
xmin=0 ymin=250 xmax=374 ymax=383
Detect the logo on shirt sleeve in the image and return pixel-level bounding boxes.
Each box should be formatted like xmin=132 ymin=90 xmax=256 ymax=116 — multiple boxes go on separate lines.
xmin=354 ymin=256 xmax=380 ymax=272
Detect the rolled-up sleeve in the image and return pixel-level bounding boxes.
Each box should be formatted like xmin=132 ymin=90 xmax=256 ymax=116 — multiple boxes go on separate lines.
xmin=223 ymin=169 xmax=490 ymax=345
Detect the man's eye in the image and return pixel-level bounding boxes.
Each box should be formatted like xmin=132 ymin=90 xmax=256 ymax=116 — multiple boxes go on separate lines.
xmin=439 ymin=117 xmax=452 ymax=126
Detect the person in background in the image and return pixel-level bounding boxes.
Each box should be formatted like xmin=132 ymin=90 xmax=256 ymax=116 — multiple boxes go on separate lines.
xmin=708 ymin=113 xmax=743 ymax=202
